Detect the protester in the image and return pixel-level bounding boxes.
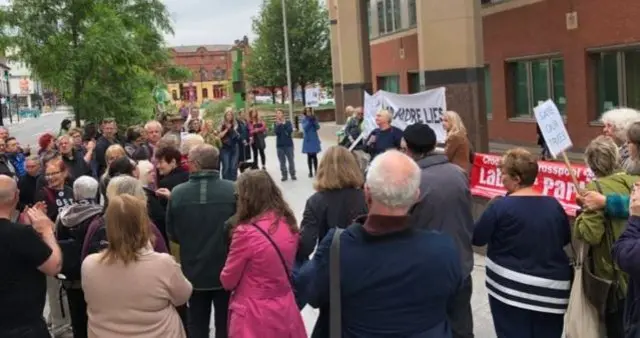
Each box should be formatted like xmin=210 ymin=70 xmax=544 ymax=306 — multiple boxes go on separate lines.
xmin=364 ymin=109 xmax=403 ymax=159
xmin=180 ymin=134 xmax=205 ymax=160
xmin=18 ymin=155 xmax=41 ymax=208
xmin=304 ymin=150 xmax=462 ymax=336
xmin=248 ymin=109 xmax=267 ymax=170
xmin=94 ymin=118 xmax=120 ymax=176
xmin=156 ymin=145 xmax=189 ymax=193
xmin=274 ymin=109 xmax=296 ymax=181
xmin=99 ymin=144 xmax=127 ymax=201
xmin=237 ymin=109 xmax=252 ymax=166
xmin=612 ymin=184 xmax=640 ymax=338
xmin=0 ymin=137 xmax=17 ymax=177
xmin=59 ymin=118 xmax=72 ymax=136
xmin=0 ymin=175 xmax=63 ymax=338
xmin=37 ymin=157 xmax=74 ymax=222
xmin=124 ymin=125 xmax=150 ymax=160
xmin=573 ymin=136 xmax=633 ymax=338
xmin=297 ymin=145 xmax=367 ymax=334
xmin=403 ymin=123 xmax=475 ymax=338
xmin=221 ymin=170 xmax=306 ymax=338
xmin=200 ymin=119 xmax=222 ymax=149
xmin=56 ymin=176 xmax=102 ymax=338
xmin=340 ymin=106 xmax=363 ymax=149
xmin=166 ymin=144 xmax=236 ymax=338
xmin=443 ymin=111 xmax=472 ymax=172
xmin=473 ymin=148 xmax=571 ymax=338
xmin=6 ymin=137 xmax=26 ymax=177
xmin=144 ymin=120 xmax=163 ymax=158
xmin=302 ymin=107 xmax=321 ymax=177
xmin=601 ymin=107 xmax=640 ymax=164
xmin=58 ymin=134 xmax=92 ymax=184
xmin=82 ymin=194 xmax=192 ymax=338
xmin=219 ymin=107 xmax=240 ymax=181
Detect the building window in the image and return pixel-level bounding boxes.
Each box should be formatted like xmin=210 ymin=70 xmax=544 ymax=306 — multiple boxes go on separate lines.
xmin=408 ymin=0 xmax=417 ymax=27
xmin=172 ymin=90 xmax=178 ymax=101
xmin=591 ymin=50 xmax=640 ymax=116
xmin=408 ymin=72 xmax=420 ymax=93
xmin=366 ymin=0 xmax=371 ymax=37
xmin=213 ymin=85 xmax=225 ymax=99
xmin=508 ymin=58 xmax=565 ymax=117
xmin=377 ymin=75 xmax=400 ymax=93
xmin=484 ymin=66 xmax=492 ymax=117
xmin=377 ymin=0 xmax=401 ymax=35
xmin=202 ymin=88 xmax=208 ymax=99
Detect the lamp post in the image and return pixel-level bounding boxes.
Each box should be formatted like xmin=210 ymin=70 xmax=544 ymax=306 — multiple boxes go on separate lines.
xmin=281 ymin=0 xmax=294 ymax=123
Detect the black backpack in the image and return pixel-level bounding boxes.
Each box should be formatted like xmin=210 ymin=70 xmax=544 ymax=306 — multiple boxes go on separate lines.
xmin=56 ymin=213 xmax=101 ymax=282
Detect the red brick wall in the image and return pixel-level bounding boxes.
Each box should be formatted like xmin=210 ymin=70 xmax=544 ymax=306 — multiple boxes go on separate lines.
xmin=170 ymin=49 xmax=231 ymax=82
xmin=484 ymin=0 xmax=640 ymax=148
xmin=370 ymin=33 xmax=420 ymax=93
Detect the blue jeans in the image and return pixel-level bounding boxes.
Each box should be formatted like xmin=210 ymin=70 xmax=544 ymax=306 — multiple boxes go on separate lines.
xmin=276 ymin=146 xmax=295 ymax=179
xmin=221 ymin=145 xmax=239 ymax=181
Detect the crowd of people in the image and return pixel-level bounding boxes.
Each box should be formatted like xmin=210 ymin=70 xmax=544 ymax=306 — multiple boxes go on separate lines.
xmin=4 ymin=102 xmax=640 ymax=338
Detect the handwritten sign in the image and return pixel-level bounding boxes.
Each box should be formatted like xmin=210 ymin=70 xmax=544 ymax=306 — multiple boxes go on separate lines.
xmin=533 ymin=100 xmax=572 ymax=158
xmin=305 ymin=88 xmax=320 ymax=107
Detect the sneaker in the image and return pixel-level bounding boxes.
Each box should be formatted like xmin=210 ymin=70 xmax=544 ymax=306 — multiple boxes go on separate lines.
xmin=281 ymin=177 xmax=288 ymax=182
xmin=291 ymin=176 xmax=297 ymax=181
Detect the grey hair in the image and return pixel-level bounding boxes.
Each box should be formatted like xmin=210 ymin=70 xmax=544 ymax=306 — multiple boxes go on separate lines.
xmin=106 ymin=176 xmax=147 ymax=203
xmin=26 ymin=155 xmax=39 ymax=163
xmin=601 ymin=108 xmax=640 ymax=142
xmin=0 ymin=176 xmax=17 ymax=205
xmin=585 ymin=135 xmax=620 ymax=178
xmin=158 ymin=133 xmax=180 ymax=149
xmin=144 ymin=120 xmax=163 ymax=131
xmin=377 ymin=109 xmax=393 ymax=123
xmin=73 ymin=176 xmax=99 ymax=200
xmin=180 ymin=134 xmax=205 ymax=155
xmin=136 ymin=160 xmax=154 ymax=186
xmin=189 ymin=144 xmax=219 ymax=171
xmin=365 ymin=150 xmax=421 ymax=208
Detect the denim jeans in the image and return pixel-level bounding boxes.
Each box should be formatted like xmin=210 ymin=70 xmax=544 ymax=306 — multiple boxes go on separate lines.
xmin=220 ymin=145 xmax=239 ymax=181
xmin=276 ymin=146 xmax=295 ymax=179
xmin=188 ymin=289 xmax=230 ymax=338
xmin=0 ymin=319 xmax=49 ymax=338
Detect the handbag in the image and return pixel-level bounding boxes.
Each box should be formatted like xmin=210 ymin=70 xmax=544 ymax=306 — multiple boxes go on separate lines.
xmin=330 ymin=228 xmax=344 ymax=338
xmin=564 ymin=240 xmax=601 ymax=338
xmin=582 ymin=180 xmax=620 ymax=315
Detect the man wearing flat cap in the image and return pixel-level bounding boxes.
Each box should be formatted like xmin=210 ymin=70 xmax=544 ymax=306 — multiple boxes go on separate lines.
xmin=403 ymin=123 xmax=475 ymax=338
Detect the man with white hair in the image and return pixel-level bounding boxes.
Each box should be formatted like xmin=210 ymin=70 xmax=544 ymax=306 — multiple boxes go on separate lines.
xmin=0 ymin=175 xmax=63 ymax=337
xmin=56 ymin=175 xmax=102 ymax=338
xmin=144 ymin=120 xmax=163 ymax=157
xmin=303 ymin=150 xmax=463 ymax=337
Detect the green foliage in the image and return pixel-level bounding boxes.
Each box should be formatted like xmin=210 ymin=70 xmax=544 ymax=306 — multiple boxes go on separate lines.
xmin=1 ymin=0 xmax=174 ymax=126
xmin=204 ymin=98 xmax=235 ymax=122
xmin=247 ymin=0 xmax=331 ymax=103
xmin=162 ymin=65 xmax=193 ymax=83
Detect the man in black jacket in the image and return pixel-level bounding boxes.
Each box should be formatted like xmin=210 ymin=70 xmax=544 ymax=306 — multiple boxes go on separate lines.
xmin=94 ymin=118 xmax=119 ymax=177
xmin=167 ymin=144 xmax=236 ymax=338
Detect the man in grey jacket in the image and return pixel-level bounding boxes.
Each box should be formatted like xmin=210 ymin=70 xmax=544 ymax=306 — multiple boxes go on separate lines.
xmin=403 ymin=123 xmax=475 ymax=338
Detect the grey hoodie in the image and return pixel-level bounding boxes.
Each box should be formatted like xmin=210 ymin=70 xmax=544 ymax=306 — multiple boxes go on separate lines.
xmin=59 ymin=200 xmax=103 ymax=228
xmin=409 ymin=153 xmax=475 ymax=278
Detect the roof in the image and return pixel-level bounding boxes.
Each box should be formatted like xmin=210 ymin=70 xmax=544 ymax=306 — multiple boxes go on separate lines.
xmin=169 ymin=45 xmax=234 ymax=53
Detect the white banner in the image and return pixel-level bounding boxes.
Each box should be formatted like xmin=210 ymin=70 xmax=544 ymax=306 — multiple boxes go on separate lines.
xmin=305 ymin=87 xmax=320 ymax=107
xmin=363 ymin=87 xmax=447 ymax=143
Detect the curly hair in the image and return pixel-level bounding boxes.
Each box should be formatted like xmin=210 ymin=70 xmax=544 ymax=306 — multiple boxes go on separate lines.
xmin=234 ymin=170 xmax=298 ymax=234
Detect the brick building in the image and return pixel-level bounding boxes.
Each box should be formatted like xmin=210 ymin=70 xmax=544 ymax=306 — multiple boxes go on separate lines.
xmin=362 ymin=0 xmax=640 ymax=150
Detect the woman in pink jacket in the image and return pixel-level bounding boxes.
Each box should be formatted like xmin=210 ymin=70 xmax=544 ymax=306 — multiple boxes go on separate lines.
xmin=221 ymin=170 xmax=306 ymax=338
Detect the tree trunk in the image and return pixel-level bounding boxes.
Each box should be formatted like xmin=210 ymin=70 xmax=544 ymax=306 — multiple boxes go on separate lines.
xmin=270 ymin=87 xmax=276 ymax=104
xmin=280 ymin=87 xmax=285 ymax=104
xmin=300 ymin=82 xmax=306 ymax=106
xmin=73 ymin=75 xmax=82 ymax=127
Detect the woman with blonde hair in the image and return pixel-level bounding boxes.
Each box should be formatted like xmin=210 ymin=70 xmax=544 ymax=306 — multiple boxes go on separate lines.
xmin=82 ymin=194 xmax=192 ymax=338
xmin=219 ymin=107 xmax=240 ymax=180
xmin=220 ymin=170 xmax=306 ymax=338
xmin=574 ymin=135 xmax=634 ymax=337
xmin=200 ymin=119 xmax=222 ymax=148
xmin=443 ymin=110 xmax=472 ymax=172
xmin=99 ymin=144 xmax=127 ymax=201
xmin=297 ymin=146 xmax=368 ymax=327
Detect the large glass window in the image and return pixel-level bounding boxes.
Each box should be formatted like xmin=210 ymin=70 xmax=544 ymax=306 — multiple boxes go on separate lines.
xmin=408 ymin=0 xmax=417 ymax=27
xmin=377 ymin=1 xmax=385 ymax=35
xmin=377 ymin=75 xmax=400 ymax=93
xmin=392 ymin=0 xmax=401 ymax=31
xmin=591 ymin=49 xmax=640 ymax=117
xmin=508 ymin=58 xmax=566 ymax=117
xmin=377 ymin=0 xmax=401 ymax=35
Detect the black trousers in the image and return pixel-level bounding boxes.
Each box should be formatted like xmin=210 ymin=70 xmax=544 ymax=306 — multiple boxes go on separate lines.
xmin=0 ymin=319 xmax=49 ymax=338
xmin=447 ymin=276 xmax=474 ymax=338
xmin=605 ymin=298 xmax=625 ymax=338
xmin=490 ymin=296 xmax=563 ymax=338
xmin=66 ymin=288 xmax=88 ymax=338
xmin=188 ymin=289 xmax=230 ymax=338
xmin=251 ymin=144 xmax=266 ymax=167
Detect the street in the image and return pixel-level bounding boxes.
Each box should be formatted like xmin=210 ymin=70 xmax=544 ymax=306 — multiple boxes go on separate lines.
xmin=9 ymin=115 xmax=497 ymax=337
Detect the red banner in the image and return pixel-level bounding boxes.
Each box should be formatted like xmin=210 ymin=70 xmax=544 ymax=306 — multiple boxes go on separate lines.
xmin=469 ymin=153 xmax=595 ymax=216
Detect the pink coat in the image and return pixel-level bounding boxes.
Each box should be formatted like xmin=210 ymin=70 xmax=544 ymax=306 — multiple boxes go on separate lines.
xmin=220 ymin=211 xmax=306 ymax=338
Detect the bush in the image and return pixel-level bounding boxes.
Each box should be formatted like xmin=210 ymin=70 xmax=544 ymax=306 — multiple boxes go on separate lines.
xmin=203 ymin=99 xmax=235 ymax=122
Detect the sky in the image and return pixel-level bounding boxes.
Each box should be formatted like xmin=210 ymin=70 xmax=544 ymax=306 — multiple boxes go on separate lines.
xmin=162 ymin=0 xmax=261 ymax=46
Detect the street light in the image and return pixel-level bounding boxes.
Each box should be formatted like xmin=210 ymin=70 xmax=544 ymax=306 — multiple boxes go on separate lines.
xmin=281 ymin=0 xmax=294 ymax=123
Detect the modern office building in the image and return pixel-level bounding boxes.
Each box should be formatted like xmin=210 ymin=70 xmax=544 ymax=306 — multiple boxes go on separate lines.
xmin=332 ymin=0 xmax=640 ymax=150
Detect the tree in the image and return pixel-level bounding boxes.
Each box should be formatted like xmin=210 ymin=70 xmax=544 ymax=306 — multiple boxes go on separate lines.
xmin=1 ymin=0 xmax=175 ymax=126
xmin=248 ymin=0 xmax=331 ymax=105
xmin=245 ymin=37 xmax=287 ymax=104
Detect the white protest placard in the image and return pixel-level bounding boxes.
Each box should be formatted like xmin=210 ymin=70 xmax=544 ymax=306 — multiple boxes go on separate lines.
xmin=533 ymin=99 xmax=572 ymax=158
xmin=305 ymin=87 xmax=320 ymax=107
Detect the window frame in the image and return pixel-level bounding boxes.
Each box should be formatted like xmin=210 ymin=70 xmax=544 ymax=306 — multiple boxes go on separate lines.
xmin=408 ymin=0 xmax=417 ymax=27
xmin=376 ymin=0 xmax=401 ymax=36
xmin=589 ymin=47 xmax=640 ymax=118
xmin=507 ymin=56 xmax=565 ymax=118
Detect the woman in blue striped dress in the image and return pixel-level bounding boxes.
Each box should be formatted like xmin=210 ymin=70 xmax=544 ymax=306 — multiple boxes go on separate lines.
xmin=473 ymin=148 xmax=572 ymax=338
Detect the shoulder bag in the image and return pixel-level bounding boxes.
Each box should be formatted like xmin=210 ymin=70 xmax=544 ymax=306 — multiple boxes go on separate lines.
xmin=582 ymin=180 xmax=621 ymax=315
xmin=330 ymin=228 xmax=344 ymax=338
